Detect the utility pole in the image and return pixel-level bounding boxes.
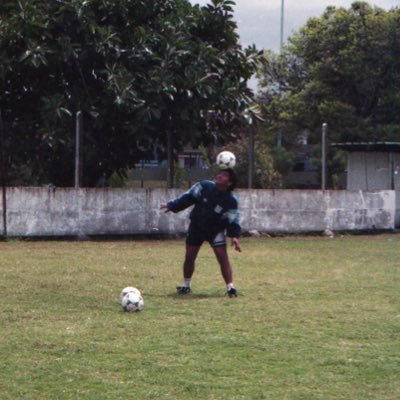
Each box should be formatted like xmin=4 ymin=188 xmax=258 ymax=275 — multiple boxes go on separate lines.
xmin=167 ymin=130 xmax=174 ymax=188
xmin=277 ymin=0 xmax=285 ymax=148
xmin=280 ymin=0 xmax=285 ymax=52
xmin=248 ymin=126 xmax=255 ymax=189
xmin=0 ymin=110 xmax=7 ymax=237
xmin=321 ymin=123 xmax=328 ymax=190
xmin=75 ymin=111 xmax=82 ymax=188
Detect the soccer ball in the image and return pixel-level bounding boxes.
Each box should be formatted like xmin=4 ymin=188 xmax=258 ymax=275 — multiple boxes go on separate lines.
xmin=216 ymin=151 xmax=236 ymax=169
xmin=120 ymin=287 xmax=144 ymax=312
xmin=121 ymin=291 xmax=144 ymax=312
xmin=120 ymin=286 xmax=140 ymax=301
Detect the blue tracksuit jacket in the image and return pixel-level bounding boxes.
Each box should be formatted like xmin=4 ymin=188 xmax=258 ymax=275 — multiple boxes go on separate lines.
xmin=167 ymin=180 xmax=241 ymax=238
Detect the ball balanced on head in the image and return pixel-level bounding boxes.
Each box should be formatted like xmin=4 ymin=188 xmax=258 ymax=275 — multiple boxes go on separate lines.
xmin=216 ymin=151 xmax=236 ymax=170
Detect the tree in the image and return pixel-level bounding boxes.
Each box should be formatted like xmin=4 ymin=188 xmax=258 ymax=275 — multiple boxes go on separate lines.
xmin=0 ymin=0 xmax=262 ymax=186
xmin=219 ymin=135 xmax=282 ymax=189
xmin=257 ymin=2 xmax=400 ymax=185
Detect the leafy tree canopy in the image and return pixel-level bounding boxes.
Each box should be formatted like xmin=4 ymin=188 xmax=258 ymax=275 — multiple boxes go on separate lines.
xmin=257 ymin=2 xmax=400 ymax=148
xmin=0 ymin=0 xmax=261 ymax=186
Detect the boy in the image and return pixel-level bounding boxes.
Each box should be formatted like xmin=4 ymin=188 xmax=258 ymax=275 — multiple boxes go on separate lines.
xmin=160 ymin=168 xmax=241 ymax=298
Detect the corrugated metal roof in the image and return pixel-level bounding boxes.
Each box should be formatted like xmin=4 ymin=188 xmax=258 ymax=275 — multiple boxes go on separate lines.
xmin=331 ymin=142 xmax=400 ymax=152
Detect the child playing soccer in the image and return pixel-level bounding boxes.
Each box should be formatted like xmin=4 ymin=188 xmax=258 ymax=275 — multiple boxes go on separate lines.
xmin=160 ymin=168 xmax=241 ymax=298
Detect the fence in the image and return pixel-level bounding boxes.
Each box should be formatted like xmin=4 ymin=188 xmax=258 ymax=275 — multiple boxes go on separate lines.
xmin=0 ymin=187 xmax=395 ymax=237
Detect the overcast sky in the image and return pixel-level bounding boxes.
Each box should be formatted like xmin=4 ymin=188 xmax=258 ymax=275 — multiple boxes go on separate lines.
xmin=190 ymin=0 xmax=399 ymax=52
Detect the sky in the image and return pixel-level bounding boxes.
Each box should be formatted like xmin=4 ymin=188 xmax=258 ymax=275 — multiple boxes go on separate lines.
xmin=190 ymin=0 xmax=399 ymax=51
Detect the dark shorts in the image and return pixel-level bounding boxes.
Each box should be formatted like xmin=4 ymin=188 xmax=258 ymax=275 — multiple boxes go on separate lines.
xmin=186 ymin=224 xmax=226 ymax=247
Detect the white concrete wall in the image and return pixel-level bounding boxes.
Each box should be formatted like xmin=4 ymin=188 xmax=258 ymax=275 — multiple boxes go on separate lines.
xmin=0 ymin=187 xmax=395 ymax=237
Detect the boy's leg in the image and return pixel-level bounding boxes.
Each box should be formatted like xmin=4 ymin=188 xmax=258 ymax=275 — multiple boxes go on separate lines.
xmin=212 ymin=239 xmax=238 ymax=297
xmin=212 ymin=245 xmax=233 ymax=285
xmin=183 ymin=244 xmax=201 ymax=280
xmin=177 ymin=244 xmax=201 ymax=294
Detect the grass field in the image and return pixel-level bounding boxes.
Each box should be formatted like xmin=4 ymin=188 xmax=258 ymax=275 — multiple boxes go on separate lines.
xmin=0 ymin=234 xmax=399 ymax=400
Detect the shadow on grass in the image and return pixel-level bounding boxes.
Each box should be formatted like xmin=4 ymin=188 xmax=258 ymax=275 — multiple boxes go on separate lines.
xmin=145 ymin=291 xmax=242 ymax=300
xmin=143 ymin=291 xmax=226 ymax=299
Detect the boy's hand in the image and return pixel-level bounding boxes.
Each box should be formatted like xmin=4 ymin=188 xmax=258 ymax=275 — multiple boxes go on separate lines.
xmin=160 ymin=203 xmax=170 ymax=213
xmin=231 ymin=237 xmax=242 ymax=252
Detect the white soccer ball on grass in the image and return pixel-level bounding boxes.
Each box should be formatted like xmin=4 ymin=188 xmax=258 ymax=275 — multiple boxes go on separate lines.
xmin=120 ymin=287 xmax=144 ymax=312
xmin=216 ymin=151 xmax=236 ymax=169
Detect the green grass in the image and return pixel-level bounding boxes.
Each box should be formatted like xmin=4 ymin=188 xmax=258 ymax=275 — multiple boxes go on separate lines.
xmin=0 ymin=235 xmax=399 ymax=399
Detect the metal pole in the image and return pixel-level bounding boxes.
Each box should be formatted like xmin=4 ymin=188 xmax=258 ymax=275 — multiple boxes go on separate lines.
xmin=188 ymin=153 xmax=192 ymax=188
xmin=140 ymin=160 xmax=144 ymax=189
xmin=389 ymin=153 xmax=394 ymax=190
xmin=167 ymin=130 xmax=173 ymax=188
xmin=248 ymin=126 xmax=254 ymax=189
xmin=277 ymin=0 xmax=285 ymax=149
xmin=75 ymin=111 xmax=82 ymax=188
xmin=321 ymin=123 xmax=328 ymax=190
xmin=280 ymin=0 xmax=285 ymax=52
xmin=0 ymin=110 xmax=7 ymax=237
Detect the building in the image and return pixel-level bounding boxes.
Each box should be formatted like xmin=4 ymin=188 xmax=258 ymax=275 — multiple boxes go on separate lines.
xmin=332 ymin=142 xmax=400 ymax=228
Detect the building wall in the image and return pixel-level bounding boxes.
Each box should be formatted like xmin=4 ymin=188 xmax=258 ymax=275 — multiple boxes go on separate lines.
xmin=0 ymin=187 xmax=395 ymax=237
xmin=346 ymin=152 xmax=400 ymax=227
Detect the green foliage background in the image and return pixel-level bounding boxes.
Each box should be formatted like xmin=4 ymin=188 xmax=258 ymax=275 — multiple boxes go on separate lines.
xmin=257 ymin=2 xmax=400 ymax=186
xmin=0 ymin=0 xmax=261 ymax=186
